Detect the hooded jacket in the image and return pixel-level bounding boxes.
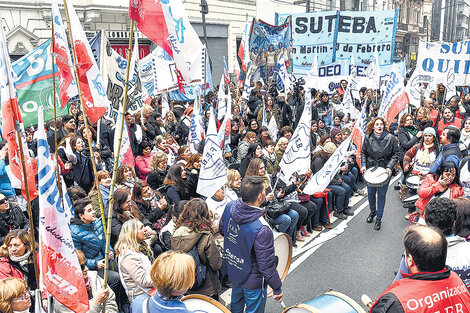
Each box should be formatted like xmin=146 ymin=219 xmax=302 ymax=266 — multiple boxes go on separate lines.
xmin=70 ymin=217 xmax=109 ymax=270
xmin=219 ymin=199 xmax=282 ymax=294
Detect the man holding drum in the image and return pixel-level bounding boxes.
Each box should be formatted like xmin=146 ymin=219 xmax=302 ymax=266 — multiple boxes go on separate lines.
xmin=219 ymin=176 xmax=283 ymax=313
xmin=361 ymin=117 xmax=399 ymax=230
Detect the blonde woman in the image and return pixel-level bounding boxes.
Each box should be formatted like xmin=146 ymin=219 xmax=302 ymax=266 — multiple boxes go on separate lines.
xmin=115 ymin=219 xmax=154 ymax=302
xmin=225 ymin=169 xmax=242 ymax=202
xmin=275 ymin=137 xmax=289 ymax=163
xmin=130 ymin=251 xmax=195 ymax=313
xmin=0 ymin=278 xmax=31 ymax=313
xmin=147 ymin=152 xmax=169 ymax=191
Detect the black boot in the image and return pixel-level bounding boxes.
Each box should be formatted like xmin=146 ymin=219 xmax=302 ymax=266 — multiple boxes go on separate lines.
xmin=333 ymin=211 xmax=347 ymax=220
xmin=366 ymin=212 xmax=376 ymax=223
xmin=343 ymin=208 xmax=354 ymax=216
xmin=374 ymin=219 xmax=382 ymax=230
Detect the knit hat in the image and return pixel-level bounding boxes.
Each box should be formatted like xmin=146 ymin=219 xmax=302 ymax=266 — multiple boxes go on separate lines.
xmin=423 ymin=127 xmax=436 ymax=137
xmin=322 ymin=142 xmax=337 ymax=154
xmin=330 ymin=127 xmax=341 ymax=139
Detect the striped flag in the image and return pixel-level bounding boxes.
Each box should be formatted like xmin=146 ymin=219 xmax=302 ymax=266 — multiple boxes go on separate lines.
xmin=51 ymin=0 xmax=78 ymax=108
xmin=238 ymin=21 xmax=251 ymax=72
xmin=351 ymin=102 xmax=368 ymax=169
xmin=37 ymin=106 xmax=89 ymax=313
xmin=0 ymin=20 xmax=37 ymax=201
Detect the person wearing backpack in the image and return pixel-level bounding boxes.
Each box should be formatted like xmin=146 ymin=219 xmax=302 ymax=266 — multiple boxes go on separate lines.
xmin=219 ymin=176 xmax=283 ymax=313
xmin=171 ymin=198 xmax=222 ymax=298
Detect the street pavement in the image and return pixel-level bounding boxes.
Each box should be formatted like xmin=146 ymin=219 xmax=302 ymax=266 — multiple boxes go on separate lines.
xmin=264 ymin=175 xmax=410 ymax=312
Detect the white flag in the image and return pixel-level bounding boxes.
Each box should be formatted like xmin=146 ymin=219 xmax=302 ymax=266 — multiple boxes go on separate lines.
xmin=348 ymin=55 xmax=360 ymax=99
xmin=268 ymin=115 xmax=278 ymax=140
xmin=37 ymin=106 xmax=89 ymax=313
xmin=362 ymin=47 xmax=381 ymax=90
xmin=161 ymin=92 xmax=170 ymax=119
xmin=378 ymin=63 xmax=405 ymax=118
xmin=303 ymin=136 xmax=352 ymax=195
xmin=217 ymin=75 xmax=227 ymax=119
xmin=445 ymin=63 xmax=456 ymax=102
xmin=114 ymin=110 xmax=135 ymax=167
xmin=197 ymin=108 xmax=227 ymax=198
xmin=188 ymin=91 xmax=205 ymax=153
xmin=278 ymin=92 xmax=311 ymax=181
xmin=160 ymin=0 xmax=203 ymax=83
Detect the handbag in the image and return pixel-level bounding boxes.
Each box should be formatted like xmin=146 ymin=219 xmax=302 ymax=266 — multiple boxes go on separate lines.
xmin=265 ymin=199 xmax=292 ymax=219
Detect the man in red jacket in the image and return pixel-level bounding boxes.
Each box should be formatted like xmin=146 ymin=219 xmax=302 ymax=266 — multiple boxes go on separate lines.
xmin=370 ymin=225 xmax=470 ymax=313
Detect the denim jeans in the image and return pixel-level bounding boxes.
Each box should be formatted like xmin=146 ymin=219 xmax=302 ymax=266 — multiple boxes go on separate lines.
xmin=367 ymin=181 xmax=390 ymax=220
xmin=341 ymin=167 xmax=359 ymax=192
xmin=231 ymin=284 xmax=267 ymax=313
xmin=273 ymin=209 xmax=299 ymax=242
xmin=310 ymin=197 xmax=327 ymax=226
xmin=328 ymin=183 xmax=352 ymax=212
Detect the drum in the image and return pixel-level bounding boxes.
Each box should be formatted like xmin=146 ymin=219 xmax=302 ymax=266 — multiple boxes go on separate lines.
xmin=267 ymin=231 xmax=293 ymax=297
xmin=283 ymin=291 xmax=367 ymax=313
xmin=405 ymin=175 xmax=421 ymax=190
xmin=181 ymin=294 xmax=230 ymax=313
xmin=364 ymin=167 xmax=390 ymax=188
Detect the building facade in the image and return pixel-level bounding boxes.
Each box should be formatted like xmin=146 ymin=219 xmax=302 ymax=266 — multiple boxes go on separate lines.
xmin=432 ymin=0 xmax=470 ymax=42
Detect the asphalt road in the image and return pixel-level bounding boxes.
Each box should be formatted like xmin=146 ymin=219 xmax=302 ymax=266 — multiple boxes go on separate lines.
xmin=265 ymin=176 xmax=410 ymax=312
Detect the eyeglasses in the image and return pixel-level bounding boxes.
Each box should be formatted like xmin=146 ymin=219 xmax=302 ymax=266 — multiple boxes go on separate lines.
xmin=0 ymin=198 xmax=7 ymax=205
xmin=11 ymin=289 xmax=30 ymax=302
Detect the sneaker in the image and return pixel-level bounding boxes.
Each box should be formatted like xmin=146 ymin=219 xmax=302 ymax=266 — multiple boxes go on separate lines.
xmin=322 ymin=222 xmax=333 ymax=229
xmin=312 ymin=225 xmax=323 ymax=231
xmin=296 ymin=231 xmax=305 ymax=241
xmin=355 ymin=189 xmax=366 ymax=196
xmin=366 ymin=212 xmax=376 ymax=223
xmin=333 ymin=211 xmax=347 ymax=220
xmin=343 ymin=208 xmax=354 ymax=216
xmin=374 ymin=219 xmax=382 ymax=230
xmin=300 ymin=226 xmax=311 ymax=237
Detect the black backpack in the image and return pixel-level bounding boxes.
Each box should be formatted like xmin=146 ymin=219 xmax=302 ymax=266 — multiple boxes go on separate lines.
xmin=187 ymin=236 xmax=207 ymax=290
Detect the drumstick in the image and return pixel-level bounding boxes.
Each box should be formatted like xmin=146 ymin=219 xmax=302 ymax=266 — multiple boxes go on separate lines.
xmin=280 ymin=300 xmax=287 ymax=310
xmin=361 ymin=294 xmax=373 ymax=308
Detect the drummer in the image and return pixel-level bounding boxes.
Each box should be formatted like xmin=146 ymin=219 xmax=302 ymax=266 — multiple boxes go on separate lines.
xmin=361 ymin=117 xmax=399 ymax=231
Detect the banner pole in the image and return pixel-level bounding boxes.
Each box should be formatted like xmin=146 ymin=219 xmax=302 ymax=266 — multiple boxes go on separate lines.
xmin=62 ymin=0 xmax=107 ymax=236
xmin=51 ymin=21 xmax=66 ymax=213
xmin=17 ymin=132 xmax=39 ymax=288
xmin=103 ymin=19 xmax=135 ymax=299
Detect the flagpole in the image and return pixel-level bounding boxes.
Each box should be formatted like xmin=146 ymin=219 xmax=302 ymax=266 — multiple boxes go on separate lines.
xmin=104 ymin=20 xmax=135 ymax=296
xmin=51 ymin=21 xmax=67 ymax=214
xmin=17 ymin=133 xmax=39 ymax=287
xmin=62 ymin=0 xmax=108 ymax=234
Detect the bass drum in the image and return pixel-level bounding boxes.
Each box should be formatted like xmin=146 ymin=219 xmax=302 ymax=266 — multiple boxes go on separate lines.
xmin=267 ymin=231 xmax=293 ymax=297
xmin=181 ymin=294 xmax=230 ymax=313
xmin=283 ymin=291 xmax=367 ymax=313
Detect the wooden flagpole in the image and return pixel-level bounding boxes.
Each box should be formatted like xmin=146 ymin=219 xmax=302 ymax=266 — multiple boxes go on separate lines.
xmin=51 ymin=21 xmax=67 ymax=213
xmin=103 ymin=20 xmax=135 ymax=297
xmin=17 ymin=134 xmax=39 ymax=287
xmin=62 ymin=0 xmax=107 ymax=234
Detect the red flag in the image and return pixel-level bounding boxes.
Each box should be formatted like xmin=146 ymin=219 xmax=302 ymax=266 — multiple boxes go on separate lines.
xmin=385 ymin=92 xmax=409 ymax=128
xmin=129 ymin=0 xmax=173 ymax=58
xmin=0 ymin=21 xmax=37 ymax=201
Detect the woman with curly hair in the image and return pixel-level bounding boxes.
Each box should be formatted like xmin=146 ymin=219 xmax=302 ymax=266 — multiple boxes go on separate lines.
xmin=146 ymin=152 xmax=168 ymax=191
xmin=132 ymin=180 xmax=168 ymax=234
xmin=115 ymin=165 xmax=137 ymax=194
xmin=171 ymin=199 xmax=222 ymax=297
xmin=361 ymin=117 xmax=399 ymax=230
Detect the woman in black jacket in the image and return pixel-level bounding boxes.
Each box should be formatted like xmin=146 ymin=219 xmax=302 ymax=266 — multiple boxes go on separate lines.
xmin=146 ymin=152 xmax=168 ymax=191
xmin=397 ymin=114 xmax=423 ymax=187
xmin=361 ymin=117 xmax=399 ymax=230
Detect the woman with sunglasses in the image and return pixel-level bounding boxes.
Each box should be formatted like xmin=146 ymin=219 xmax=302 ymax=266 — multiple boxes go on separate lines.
xmin=0 ymin=194 xmax=28 ymax=246
xmin=0 ymin=278 xmax=31 ymax=313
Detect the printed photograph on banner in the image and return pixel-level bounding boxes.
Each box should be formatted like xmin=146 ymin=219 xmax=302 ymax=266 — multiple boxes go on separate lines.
xmin=249 ymin=16 xmax=293 ymax=82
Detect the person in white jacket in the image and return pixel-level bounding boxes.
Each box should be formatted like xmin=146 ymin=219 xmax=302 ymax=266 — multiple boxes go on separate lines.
xmin=115 ymin=219 xmax=154 ymax=302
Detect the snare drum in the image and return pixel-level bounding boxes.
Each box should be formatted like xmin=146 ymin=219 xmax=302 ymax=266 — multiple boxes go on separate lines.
xmin=181 ymin=294 xmax=230 ymax=313
xmin=405 ymin=175 xmax=421 ymax=189
xmin=283 ymin=291 xmax=367 ymax=313
xmin=364 ymin=167 xmax=390 ymax=188
xmin=267 ymin=231 xmax=292 ymax=297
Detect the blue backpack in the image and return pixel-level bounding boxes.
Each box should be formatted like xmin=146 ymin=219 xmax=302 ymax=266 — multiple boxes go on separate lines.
xmin=188 ymin=236 xmax=207 ymax=290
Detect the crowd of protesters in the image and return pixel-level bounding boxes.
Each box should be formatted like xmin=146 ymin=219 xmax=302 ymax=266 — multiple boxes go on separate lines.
xmin=0 ymin=77 xmax=469 ymax=313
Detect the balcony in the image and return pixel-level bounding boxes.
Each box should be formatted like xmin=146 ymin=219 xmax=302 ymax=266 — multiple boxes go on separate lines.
xmin=398 ymin=23 xmax=408 ymax=31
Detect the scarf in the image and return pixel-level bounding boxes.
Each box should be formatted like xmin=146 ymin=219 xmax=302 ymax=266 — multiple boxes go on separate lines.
xmin=10 ymin=251 xmax=31 ymax=271
xmin=124 ymin=178 xmax=135 ymax=189
xmin=99 ymin=185 xmax=110 ymax=207
xmin=403 ymin=125 xmax=418 ymax=137
xmin=418 ymin=142 xmax=434 ymax=165
xmin=139 ymin=242 xmax=155 ymax=263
